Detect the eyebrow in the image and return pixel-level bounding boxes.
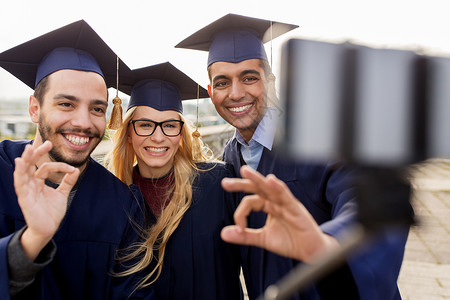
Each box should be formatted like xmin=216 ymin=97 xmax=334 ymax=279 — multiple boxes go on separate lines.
xmin=54 ymin=94 xmax=108 ymax=106
xmin=212 ymin=69 xmax=261 ymax=84
xmin=133 ymin=118 xmax=180 ymax=122
xmin=241 ymin=69 xmax=261 ymax=77
xmin=212 ymin=74 xmax=229 ymax=83
xmin=54 ymin=94 xmax=77 ymax=101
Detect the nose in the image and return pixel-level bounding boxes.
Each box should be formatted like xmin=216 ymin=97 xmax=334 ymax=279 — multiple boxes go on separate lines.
xmin=150 ymin=125 xmax=166 ymax=142
xmin=228 ymin=81 xmax=245 ymax=101
xmin=70 ymin=108 xmax=93 ymax=130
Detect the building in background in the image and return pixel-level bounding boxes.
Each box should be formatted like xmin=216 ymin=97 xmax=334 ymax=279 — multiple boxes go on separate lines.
xmin=0 ymin=115 xmax=35 ymax=140
xmin=0 ymin=99 xmax=35 ymax=140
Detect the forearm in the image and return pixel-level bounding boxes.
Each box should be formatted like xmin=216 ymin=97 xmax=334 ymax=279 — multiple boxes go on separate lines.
xmin=20 ymin=227 xmax=53 ymax=261
xmin=8 ymin=226 xmax=56 ymax=296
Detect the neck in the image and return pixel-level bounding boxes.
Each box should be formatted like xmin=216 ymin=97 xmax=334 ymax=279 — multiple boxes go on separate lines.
xmin=137 ymin=163 xmax=173 ymax=180
xmin=238 ymin=127 xmax=256 ymax=144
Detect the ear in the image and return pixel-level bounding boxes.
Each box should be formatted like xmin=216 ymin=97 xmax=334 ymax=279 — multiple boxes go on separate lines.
xmin=126 ymin=128 xmax=132 ymax=144
xmin=207 ymin=85 xmax=214 ymax=104
xmin=29 ymin=95 xmax=40 ymax=124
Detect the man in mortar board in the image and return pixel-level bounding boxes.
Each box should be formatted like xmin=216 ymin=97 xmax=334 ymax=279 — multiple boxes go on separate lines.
xmin=0 ymin=20 xmax=154 ymax=299
xmin=177 ymin=14 xmax=408 ymax=300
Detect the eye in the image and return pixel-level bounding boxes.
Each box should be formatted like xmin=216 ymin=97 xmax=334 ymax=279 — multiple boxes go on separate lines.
xmin=139 ymin=121 xmax=154 ymax=128
xmin=58 ymin=102 xmax=72 ymax=108
xmin=214 ymin=80 xmax=228 ymax=89
xmin=93 ymin=107 xmax=106 ymax=114
xmin=243 ymin=76 xmax=258 ymax=83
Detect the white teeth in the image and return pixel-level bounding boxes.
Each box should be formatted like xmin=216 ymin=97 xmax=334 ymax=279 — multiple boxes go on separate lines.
xmin=145 ymin=147 xmax=167 ymax=153
xmin=65 ymin=135 xmax=89 ymax=145
xmin=229 ymin=104 xmax=252 ymax=113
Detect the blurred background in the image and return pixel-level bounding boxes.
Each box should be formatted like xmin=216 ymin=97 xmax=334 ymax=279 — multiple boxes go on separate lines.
xmin=1 ymin=1 xmax=450 ymax=298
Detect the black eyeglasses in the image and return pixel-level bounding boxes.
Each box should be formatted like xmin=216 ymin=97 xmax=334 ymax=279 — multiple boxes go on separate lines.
xmin=130 ymin=119 xmax=184 ymax=137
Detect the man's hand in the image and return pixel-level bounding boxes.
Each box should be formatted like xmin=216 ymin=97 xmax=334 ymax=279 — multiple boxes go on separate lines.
xmin=220 ymin=165 xmax=338 ymax=263
xmin=14 ymin=141 xmax=80 ymax=261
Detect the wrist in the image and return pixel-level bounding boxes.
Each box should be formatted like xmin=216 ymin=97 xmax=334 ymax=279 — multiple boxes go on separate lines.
xmin=303 ymin=233 xmax=340 ymax=264
xmin=20 ymin=227 xmax=53 ymax=261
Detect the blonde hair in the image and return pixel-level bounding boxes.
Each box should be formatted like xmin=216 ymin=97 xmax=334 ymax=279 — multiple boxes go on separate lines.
xmin=104 ymin=106 xmax=214 ymax=291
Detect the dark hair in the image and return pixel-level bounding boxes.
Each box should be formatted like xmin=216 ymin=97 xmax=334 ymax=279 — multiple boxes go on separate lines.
xmin=32 ymin=73 xmax=109 ymax=104
xmin=207 ymin=59 xmax=273 ymax=82
xmin=33 ymin=76 xmax=49 ymax=105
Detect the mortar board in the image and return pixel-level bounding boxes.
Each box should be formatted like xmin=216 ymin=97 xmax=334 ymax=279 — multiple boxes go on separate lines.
xmin=0 ymin=19 xmax=133 ymax=89
xmin=120 ymin=62 xmax=209 ymax=114
xmin=175 ymin=13 xmax=298 ymax=66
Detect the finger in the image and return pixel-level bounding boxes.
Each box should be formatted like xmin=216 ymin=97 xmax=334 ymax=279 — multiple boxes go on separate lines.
xmin=221 ymin=167 xmax=285 ymax=197
xmin=240 ymin=166 xmax=292 ymax=203
xmin=221 ymin=225 xmax=264 ymax=247
xmin=57 ymin=168 xmax=80 ymax=196
xmin=30 ymin=141 xmax=53 ymax=168
xmin=13 ymin=158 xmax=35 ymax=198
xmin=228 ymin=166 xmax=302 ymax=209
xmin=19 ymin=146 xmax=38 ymax=178
xmin=32 ymin=141 xmax=53 ymax=158
xmin=35 ymin=162 xmax=76 ymax=180
xmin=21 ymin=141 xmax=52 ymax=164
xmin=223 ymin=166 xmax=288 ymax=203
xmin=221 ymin=177 xmax=258 ymax=194
xmin=14 ymin=157 xmax=26 ymax=178
xmin=235 ymin=195 xmax=284 ymax=226
xmin=14 ymin=157 xmax=43 ymax=186
xmin=240 ymin=165 xmax=266 ymax=181
xmin=233 ymin=195 xmax=266 ymax=229
xmin=19 ymin=142 xmax=53 ymax=176
xmin=20 ymin=144 xmax=35 ymax=164
xmin=263 ymin=174 xmax=298 ymax=206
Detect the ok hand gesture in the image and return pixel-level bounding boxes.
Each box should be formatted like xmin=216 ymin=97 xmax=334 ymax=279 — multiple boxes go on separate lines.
xmin=14 ymin=141 xmax=80 ymax=261
xmin=220 ymin=166 xmax=338 ymax=263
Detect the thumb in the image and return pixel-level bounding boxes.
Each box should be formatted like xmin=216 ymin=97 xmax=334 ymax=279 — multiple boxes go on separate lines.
xmin=221 ymin=225 xmax=264 ymax=247
xmin=57 ymin=168 xmax=80 ymax=196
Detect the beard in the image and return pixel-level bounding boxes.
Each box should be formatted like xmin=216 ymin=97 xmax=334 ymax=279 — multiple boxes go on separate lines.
xmin=38 ymin=119 xmax=104 ymax=168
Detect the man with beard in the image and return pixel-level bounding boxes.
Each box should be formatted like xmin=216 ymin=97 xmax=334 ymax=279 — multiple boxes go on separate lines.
xmin=177 ymin=14 xmax=409 ymax=300
xmin=0 ymin=21 xmax=154 ymax=300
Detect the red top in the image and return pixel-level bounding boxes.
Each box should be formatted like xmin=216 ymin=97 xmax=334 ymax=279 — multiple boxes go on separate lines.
xmin=133 ymin=166 xmax=174 ymax=216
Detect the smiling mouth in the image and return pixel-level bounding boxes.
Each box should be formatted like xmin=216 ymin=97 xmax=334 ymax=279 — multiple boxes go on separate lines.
xmin=64 ymin=134 xmax=89 ymax=146
xmin=145 ymin=146 xmax=168 ymax=153
xmin=229 ymin=104 xmax=253 ymax=113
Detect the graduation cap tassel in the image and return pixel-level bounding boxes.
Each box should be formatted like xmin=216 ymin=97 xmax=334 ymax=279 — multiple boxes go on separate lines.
xmin=192 ymin=84 xmax=202 ymax=160
xmin=270 ymin=20 xmax=273 ymax=68
xmin=107 ymin=56 xmax=123 ymax=130
xmin=267 ymin=20 xmax=278 ymax=108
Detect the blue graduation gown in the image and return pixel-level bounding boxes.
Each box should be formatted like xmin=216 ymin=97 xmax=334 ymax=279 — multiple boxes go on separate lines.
xmin=149 ymin=162 xmax=243 ymax=300
xmin=0 ymin=140 xmax=154 ymax=300
xmin=223 ymin=138 xmax=408 ymax=300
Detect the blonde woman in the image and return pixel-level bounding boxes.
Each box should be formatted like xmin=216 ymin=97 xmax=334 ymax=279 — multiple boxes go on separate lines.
xmin=105 ymin=63 xmax=243 ymax=299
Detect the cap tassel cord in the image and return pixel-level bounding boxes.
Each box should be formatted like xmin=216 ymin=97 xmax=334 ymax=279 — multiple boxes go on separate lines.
xmin=192 ymin=84 xmax=202 ymax=160
xmin=108 ymin=56 xmax=123 ymax=130
xmin=270 ymin=20 xmax=273 ymax=68
xmin=267 ymin=20 xmax=278 ymax=107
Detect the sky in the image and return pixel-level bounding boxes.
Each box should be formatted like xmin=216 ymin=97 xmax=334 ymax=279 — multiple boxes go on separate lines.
xmin=1 ymin=0 xmax=449 ymax=101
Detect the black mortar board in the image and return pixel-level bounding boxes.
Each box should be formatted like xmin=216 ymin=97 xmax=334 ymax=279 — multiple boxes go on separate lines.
xmin=0 ymin=19 xmax=134 ymax=89
xmin=175 ymin=13 xmax=298 ymax=66
xmin=119 ymin=62 xmax=209 ymax=113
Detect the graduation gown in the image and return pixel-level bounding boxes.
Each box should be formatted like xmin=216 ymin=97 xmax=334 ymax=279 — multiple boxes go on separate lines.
xmin=150 ymin=162 xmax=243 ymax=300
xmin=0 ymin=140 xmax=154 ymax=300
xmin=223 ymin=137 xmax=408 ymax=300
